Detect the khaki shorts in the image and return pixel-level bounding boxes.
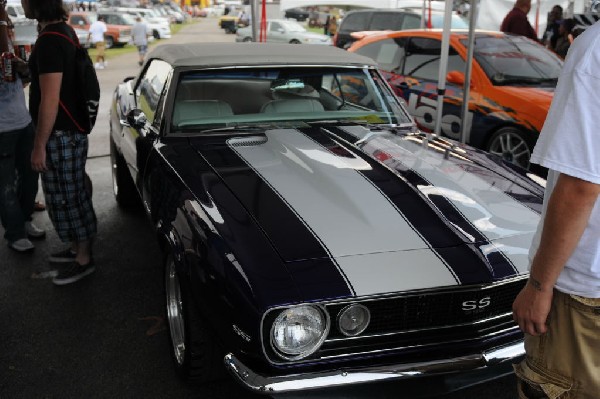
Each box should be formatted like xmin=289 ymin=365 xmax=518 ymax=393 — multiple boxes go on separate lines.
xmin=94 ymin=41 xmax=106 ymax=57
xmin=514 ymin=289 xmax=600 ymax=399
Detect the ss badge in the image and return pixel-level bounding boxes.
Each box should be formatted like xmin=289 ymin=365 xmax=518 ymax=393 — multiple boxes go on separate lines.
xmin=461 ymin=296 xmax=491 ymax=311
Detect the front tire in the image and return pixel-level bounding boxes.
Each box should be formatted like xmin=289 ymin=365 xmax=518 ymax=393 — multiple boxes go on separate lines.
xmin=289 ymin=39 xmax=301 ymax=44
xmin=110 ymin=136 xmax=140 ymax=208
xmin=242 ymin=37 xmax=252 ymax=42
xmin=164 ymin=254 xmax=225 ymax=384
xmin=153 ymin=30 xmax=160 ymax=39
xmin=486 ymin=127 xmax=533 ymax=170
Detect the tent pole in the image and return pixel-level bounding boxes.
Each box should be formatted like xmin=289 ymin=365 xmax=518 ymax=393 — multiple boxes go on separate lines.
xmin=459 ymin=0 xmax=479 ymax=144
xmin=433 ymin=0 xmax=453 ymax=137
xmin=251 ymin=0 xmax=259 ymax=42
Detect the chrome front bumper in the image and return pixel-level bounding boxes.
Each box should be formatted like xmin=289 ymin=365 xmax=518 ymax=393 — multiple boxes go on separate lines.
xmin=224 ymin=341 xmax=524 ymax=394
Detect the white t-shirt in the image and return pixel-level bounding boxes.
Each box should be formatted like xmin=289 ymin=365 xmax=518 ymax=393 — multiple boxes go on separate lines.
xmin=0 ymin=42 xmax=32 ymax=133
xmin=529 ymin=21 xmax=600 ymax=297
xmin=89 ymin=20 xmax=107 ymax=43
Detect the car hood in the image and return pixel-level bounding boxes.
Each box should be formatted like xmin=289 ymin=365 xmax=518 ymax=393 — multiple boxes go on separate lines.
xmin=190 ymin=125 xmax=542 ymax=293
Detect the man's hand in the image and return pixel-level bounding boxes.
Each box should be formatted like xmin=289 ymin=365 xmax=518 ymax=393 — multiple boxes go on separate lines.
xmin=513 ymin=278 xmax=553 ymax=336
xmin=31 ymin=146 xmax=47 ymax=172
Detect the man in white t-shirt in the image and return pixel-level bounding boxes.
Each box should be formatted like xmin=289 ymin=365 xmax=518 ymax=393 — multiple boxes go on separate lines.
xmin=512 ymin=21 xmax=600 ymax=399
xmin=87 ymin=16 xmax=107 ymax=69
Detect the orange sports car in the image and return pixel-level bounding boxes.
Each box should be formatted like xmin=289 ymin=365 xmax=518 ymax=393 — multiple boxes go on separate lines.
xmin=349 ymin=29 xmax=563 ymax=171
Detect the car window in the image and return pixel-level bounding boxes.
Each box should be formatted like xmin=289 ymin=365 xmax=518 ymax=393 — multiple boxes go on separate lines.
xmin=170 ymin=67 xmax=411 ymax=131
xmin=70 ymin=15 xmax=86 ymax=25
xmin=355 ymin=38 xmax=407 ymax=73
xmin=341 ymin=13 xmax=369 ymax=32
xmin=281 ymin=20 xmax=305 ymax=32
xmin=464 ymin=35 xmax=563 ymax=85
xmin=136 ymin=60 xmax=173 ymax=123
xmin=270 ymin=21 xmax=282 ymax=32
xmin=403 ymin=37 xmax=465 ymax=81
xmin=401 ymin=14 xmax=421 ymax=29
xmin=429 ymin=14 xmax=469 ymax=29
xmin=369 ymin=12 xmax=403 ymax=30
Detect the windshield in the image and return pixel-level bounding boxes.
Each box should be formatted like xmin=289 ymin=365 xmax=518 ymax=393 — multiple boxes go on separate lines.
xmin=171 ymin=67 xmax=412 ymax=131
xmin=430 ymin=14 xmax=468 ymax=29
xmin=462 ymin=35 xmax=563 ymax=85
xmin=281 ymin=20 xmax=306 ymax=32
xmin=120 ymin=13 xmax=137 ymax=25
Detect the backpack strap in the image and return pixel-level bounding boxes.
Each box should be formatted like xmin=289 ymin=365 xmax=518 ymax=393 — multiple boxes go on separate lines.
xmin=38 ymin=30 xmax=85 ymax=133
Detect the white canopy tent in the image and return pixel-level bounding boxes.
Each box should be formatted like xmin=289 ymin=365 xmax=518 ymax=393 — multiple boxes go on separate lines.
xmin=279 ymin=0 xmax=447 ymax=11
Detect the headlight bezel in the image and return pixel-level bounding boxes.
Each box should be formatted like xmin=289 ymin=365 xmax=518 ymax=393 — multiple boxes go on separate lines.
xmin=268 ymin=304 xmax=330 ymax=361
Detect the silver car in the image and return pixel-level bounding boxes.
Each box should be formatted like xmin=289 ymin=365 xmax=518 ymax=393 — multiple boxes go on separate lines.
xmin=235 ymin=19 xmax=332 ymax=45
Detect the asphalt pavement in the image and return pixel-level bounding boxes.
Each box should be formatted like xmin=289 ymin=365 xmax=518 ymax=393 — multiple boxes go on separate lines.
xmin=0 ymin=17 xmax=518 ymax=399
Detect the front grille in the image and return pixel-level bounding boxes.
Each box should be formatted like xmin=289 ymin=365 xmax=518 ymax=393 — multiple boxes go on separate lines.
xmin=326 ymin=278 xmax=526 ymax=338
xmin=262 ymin=278 xmax=526 ymax=365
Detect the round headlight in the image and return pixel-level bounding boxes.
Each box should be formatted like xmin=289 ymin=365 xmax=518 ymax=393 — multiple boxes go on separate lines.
xmin=271 ymin=305 xmax=329 ymax=360
xmin=337 ymin=304 xmax=370 ymax=337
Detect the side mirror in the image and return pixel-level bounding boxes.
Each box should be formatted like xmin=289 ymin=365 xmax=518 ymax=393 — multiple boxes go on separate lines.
xmin=125 ymin=109 xmax=148 ymax=130
xmin=446 ymin=70 xmax=465 ymax=86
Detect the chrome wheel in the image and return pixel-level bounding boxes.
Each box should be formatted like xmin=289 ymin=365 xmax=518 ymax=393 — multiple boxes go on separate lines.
xmin=487 ymin=128 xmax=531 ymax=170
xmin=165 ymin=258 xmax=186 ymax=366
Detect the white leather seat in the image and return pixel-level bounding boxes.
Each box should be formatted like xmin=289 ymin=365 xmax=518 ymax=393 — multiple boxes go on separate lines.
xmin=260 ymin=98 xmax=325 ymax=113
xmin=173 ymin=100 xmax=234 ymax=125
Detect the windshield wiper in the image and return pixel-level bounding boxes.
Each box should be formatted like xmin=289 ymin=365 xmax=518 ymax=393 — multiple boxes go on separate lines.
xmin=196 ymin=125 xmax=267 ymax=134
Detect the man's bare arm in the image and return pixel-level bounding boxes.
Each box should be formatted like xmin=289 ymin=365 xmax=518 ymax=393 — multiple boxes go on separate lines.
xmin=31 ymin=72 xmax=62 ymax=172
xmin=513 ymin=173 xmax=600 ymax=336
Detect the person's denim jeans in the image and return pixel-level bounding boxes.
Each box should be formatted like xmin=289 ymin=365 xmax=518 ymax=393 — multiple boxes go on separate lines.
xmin=0 ymin=123 xmax=39 ymax=242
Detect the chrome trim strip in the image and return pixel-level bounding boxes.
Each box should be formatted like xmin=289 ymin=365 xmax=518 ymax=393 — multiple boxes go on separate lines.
xmin=224 ymin=340 xmax=525 ymax=394
xmin=318 ymin=326 xmax=518 ymax=362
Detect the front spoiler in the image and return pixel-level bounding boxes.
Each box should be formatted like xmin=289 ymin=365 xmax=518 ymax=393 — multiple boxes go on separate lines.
xmin=224 ymin=341 xmax=524 ymax=394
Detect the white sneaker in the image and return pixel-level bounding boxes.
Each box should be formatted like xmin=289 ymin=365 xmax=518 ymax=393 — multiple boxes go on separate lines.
xmin=94 ymin=62 xmax=100 ymax=68
xmin=103 ymin=60 xmax=108 ymax=66
xmin=25 ymin=221 xmax=46 ymax=239
xmin=9 ymin=238 xmax=34 ymax=252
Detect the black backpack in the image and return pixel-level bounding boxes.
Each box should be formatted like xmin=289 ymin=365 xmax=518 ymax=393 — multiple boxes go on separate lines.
xmin=38 ymin=28 xmax=100 ymax=134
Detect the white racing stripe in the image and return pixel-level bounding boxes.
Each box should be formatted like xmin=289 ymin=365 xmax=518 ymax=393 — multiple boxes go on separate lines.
xmin=228 ymin=129 xmax=458 ymax=295
xmin=341 ymin=126 xmax=539 ymax=274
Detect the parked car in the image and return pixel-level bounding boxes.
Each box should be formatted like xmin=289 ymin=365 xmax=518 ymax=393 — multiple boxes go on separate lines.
xmin=218 ymin=14 xmax=240 ymax=34
xmin=117 ymin=7 xmax=172 ymax=39
xmin=12 ymin=19 xmax=90 ymax=49
xmin=236 ymin=19 xmax=331 ymax=44
xmin=334 ymin=8 xmax=468 ymax=49
xmin=110 ymin=42 xmax=542 ymax=397
xmin=284 ymin=7 xmax=310 ymax=21
xmin=349 ymin=29 xmax=563 ymax=172
xmin=67 ymin=11 xmax=132 ymax=48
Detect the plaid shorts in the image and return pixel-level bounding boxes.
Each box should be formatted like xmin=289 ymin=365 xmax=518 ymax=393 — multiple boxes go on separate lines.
xmin=42 ymin=130 xmax=97 ymax=243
